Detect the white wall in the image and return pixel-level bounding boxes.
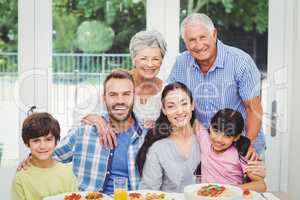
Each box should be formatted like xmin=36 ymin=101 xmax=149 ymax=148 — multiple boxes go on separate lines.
xmin=287 ymin=0 xmax=300 ymax=199
xmin=0 ymin=167 xmax=16 ymax=199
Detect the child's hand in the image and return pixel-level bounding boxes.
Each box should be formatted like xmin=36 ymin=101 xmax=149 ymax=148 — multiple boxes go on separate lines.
xmin=16 ymin=155 xmax=32 ymax=171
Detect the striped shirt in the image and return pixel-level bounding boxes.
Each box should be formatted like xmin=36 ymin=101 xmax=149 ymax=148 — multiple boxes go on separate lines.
xmin=53 ymin=114 xmax=146 ymax=192
xmin=168 ymin=40 xmax=265 ymax=153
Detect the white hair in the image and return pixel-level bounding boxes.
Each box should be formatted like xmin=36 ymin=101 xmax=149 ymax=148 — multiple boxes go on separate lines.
xmin=180 ymin=13 xmax=216 ymax=40
xmin=129 ymin=30 xmax=167 ymax=59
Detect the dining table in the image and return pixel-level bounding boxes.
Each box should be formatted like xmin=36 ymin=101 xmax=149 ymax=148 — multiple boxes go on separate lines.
xmin=44 ymin=190 xmax=293 ymax=200
xmin=272 ymin=192 xmax=293 ymax=200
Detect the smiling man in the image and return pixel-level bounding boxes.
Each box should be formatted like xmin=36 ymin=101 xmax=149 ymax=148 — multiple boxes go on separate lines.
xmin=54 ymin=70 xmax=147 ymax=194
xmin=168 ymin=13 xmax=265 ymax=159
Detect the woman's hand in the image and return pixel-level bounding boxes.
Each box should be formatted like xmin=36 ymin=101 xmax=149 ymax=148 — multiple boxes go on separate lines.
xmin=81 ymin=114 xmax=118 ymax=149
xmin=143 ymin=120 xmax=156 ymax=129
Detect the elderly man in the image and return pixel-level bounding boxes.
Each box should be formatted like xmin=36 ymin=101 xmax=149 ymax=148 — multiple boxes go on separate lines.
xmin=168 ymin=13 xmax=265 ymax=159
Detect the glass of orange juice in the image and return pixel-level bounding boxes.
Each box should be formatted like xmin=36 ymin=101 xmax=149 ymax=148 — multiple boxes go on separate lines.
xmin=114 ymin=177 xmax=128 ymax=200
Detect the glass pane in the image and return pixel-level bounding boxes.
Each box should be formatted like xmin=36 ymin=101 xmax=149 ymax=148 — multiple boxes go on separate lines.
xmin=51 ymin=0 xmax=146 ymax=136
xmin=0 ymin=0 xmax=18 ymax=166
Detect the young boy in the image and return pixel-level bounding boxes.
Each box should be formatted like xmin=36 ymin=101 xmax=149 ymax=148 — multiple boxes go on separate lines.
xmin=11 ymin=112 xmax=77 ymax=200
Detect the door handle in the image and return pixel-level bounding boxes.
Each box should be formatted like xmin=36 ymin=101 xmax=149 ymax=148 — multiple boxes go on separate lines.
xmin=271 ymin=100 xmax=278 ymax=137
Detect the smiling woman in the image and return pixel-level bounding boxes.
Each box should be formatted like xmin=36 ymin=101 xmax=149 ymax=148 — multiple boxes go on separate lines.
xmin=129 ymin=30 xmax=167 ymax=127
xmin=80 ymin=30 xmax=168 ymax=140
xmin=137 ymin=82 xmax=200 ymax=193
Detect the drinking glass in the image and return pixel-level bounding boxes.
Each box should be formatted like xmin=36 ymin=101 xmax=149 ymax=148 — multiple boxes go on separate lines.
xmin=194 ymin=174 xmax=202 ymax=184
xmin=114 ymin=177 xmax=128 ymax=200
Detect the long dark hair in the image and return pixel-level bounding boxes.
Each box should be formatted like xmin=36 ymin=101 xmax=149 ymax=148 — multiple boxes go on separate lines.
xmin=136 ymin=82 xmax=196 ymax=175
xmin=209 ymin=108 xmax=250 ymax=163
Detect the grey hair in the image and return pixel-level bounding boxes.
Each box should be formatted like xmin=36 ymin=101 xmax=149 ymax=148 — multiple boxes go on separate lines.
xmin=180 ymin=13 xmax=215 ymax=40
xmin=129 ymin=30 xmax=167 ymax=59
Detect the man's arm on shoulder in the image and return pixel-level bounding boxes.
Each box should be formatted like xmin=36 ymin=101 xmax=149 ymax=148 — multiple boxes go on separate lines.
xmin=53 ymin=126 xmax=82 ymax=163
xmin=237 ymin=54 xmax=261 ymax=100
xmin=243 ymin=96 xmax=263 ymax=147
xmin=237 ymin=55 xmax=262 ymax=159
xmin=237 ymin=55 xmax=262 ymax=142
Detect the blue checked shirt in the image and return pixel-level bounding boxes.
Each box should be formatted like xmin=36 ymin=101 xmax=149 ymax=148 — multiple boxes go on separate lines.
xmin=168 ymin=40 xmax=265 ymax=153
xmin=53 ymin=115 xmax=146 ymax=192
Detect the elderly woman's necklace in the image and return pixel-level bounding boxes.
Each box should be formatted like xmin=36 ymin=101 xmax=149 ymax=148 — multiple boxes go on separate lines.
xmin=139 ymin=96 xmax=148 ymax=105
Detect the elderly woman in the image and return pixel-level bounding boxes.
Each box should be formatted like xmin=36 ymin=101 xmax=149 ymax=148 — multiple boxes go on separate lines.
xmin=130 ymin=30 xmax=167 ymax=127
xmin=77 ymin=30 xmax=167 ymax=147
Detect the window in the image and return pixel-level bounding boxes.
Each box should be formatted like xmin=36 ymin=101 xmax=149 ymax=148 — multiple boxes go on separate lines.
xmin=0 ymin=0 xmax=18 ymax=166
xmin=51 ymin=0 xmax=146 ymax=136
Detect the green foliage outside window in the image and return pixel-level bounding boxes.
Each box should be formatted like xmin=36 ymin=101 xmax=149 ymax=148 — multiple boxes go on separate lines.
xmin=0 ymin=0 xmax=268 ymax=53
xmin=181 ymin=0 xmax=268 ymax=34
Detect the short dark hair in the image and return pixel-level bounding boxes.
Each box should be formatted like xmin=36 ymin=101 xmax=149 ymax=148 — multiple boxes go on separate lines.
xmin=103 ymin=69 xmax=134 ymax=94
xmin=22 ymin=112 xmax=60 ymax=146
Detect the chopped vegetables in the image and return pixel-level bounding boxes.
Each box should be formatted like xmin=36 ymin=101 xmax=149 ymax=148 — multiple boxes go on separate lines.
xmin=85 ymin=191 xmax=103 ymax=199
xmin=145 ymin=192 xmax=166 ymax=200
xmin=129 ymin=192 xmax=143 ymax=200
xmin=64 ymin=193 xmax=82 ymax=200
xmin=243 ymin=188 xmax=251 ymax=196
xmin=197 ymin=184 xmax=226 ymax=197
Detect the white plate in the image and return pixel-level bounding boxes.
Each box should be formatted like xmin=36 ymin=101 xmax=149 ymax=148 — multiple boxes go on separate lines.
xmin=183 ymin=183 xmax=243 ymax=200
xmin=43 ymin=191 xmax=113 ymax=200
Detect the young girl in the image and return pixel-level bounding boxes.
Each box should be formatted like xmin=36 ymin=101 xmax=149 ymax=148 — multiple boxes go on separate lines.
xmin=197 ymin=108 xmax=266 ymax=192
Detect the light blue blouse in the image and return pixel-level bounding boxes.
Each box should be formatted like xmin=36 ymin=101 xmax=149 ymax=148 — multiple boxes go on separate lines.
xmin=139 ymin=135 xmax=200 ymax=192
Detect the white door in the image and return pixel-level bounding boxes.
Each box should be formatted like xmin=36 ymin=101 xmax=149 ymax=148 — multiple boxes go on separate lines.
xmin=263 ymin=0 xmax=292 ymax=192
xmin=0 ymin=1 xmax=52 ymax=199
